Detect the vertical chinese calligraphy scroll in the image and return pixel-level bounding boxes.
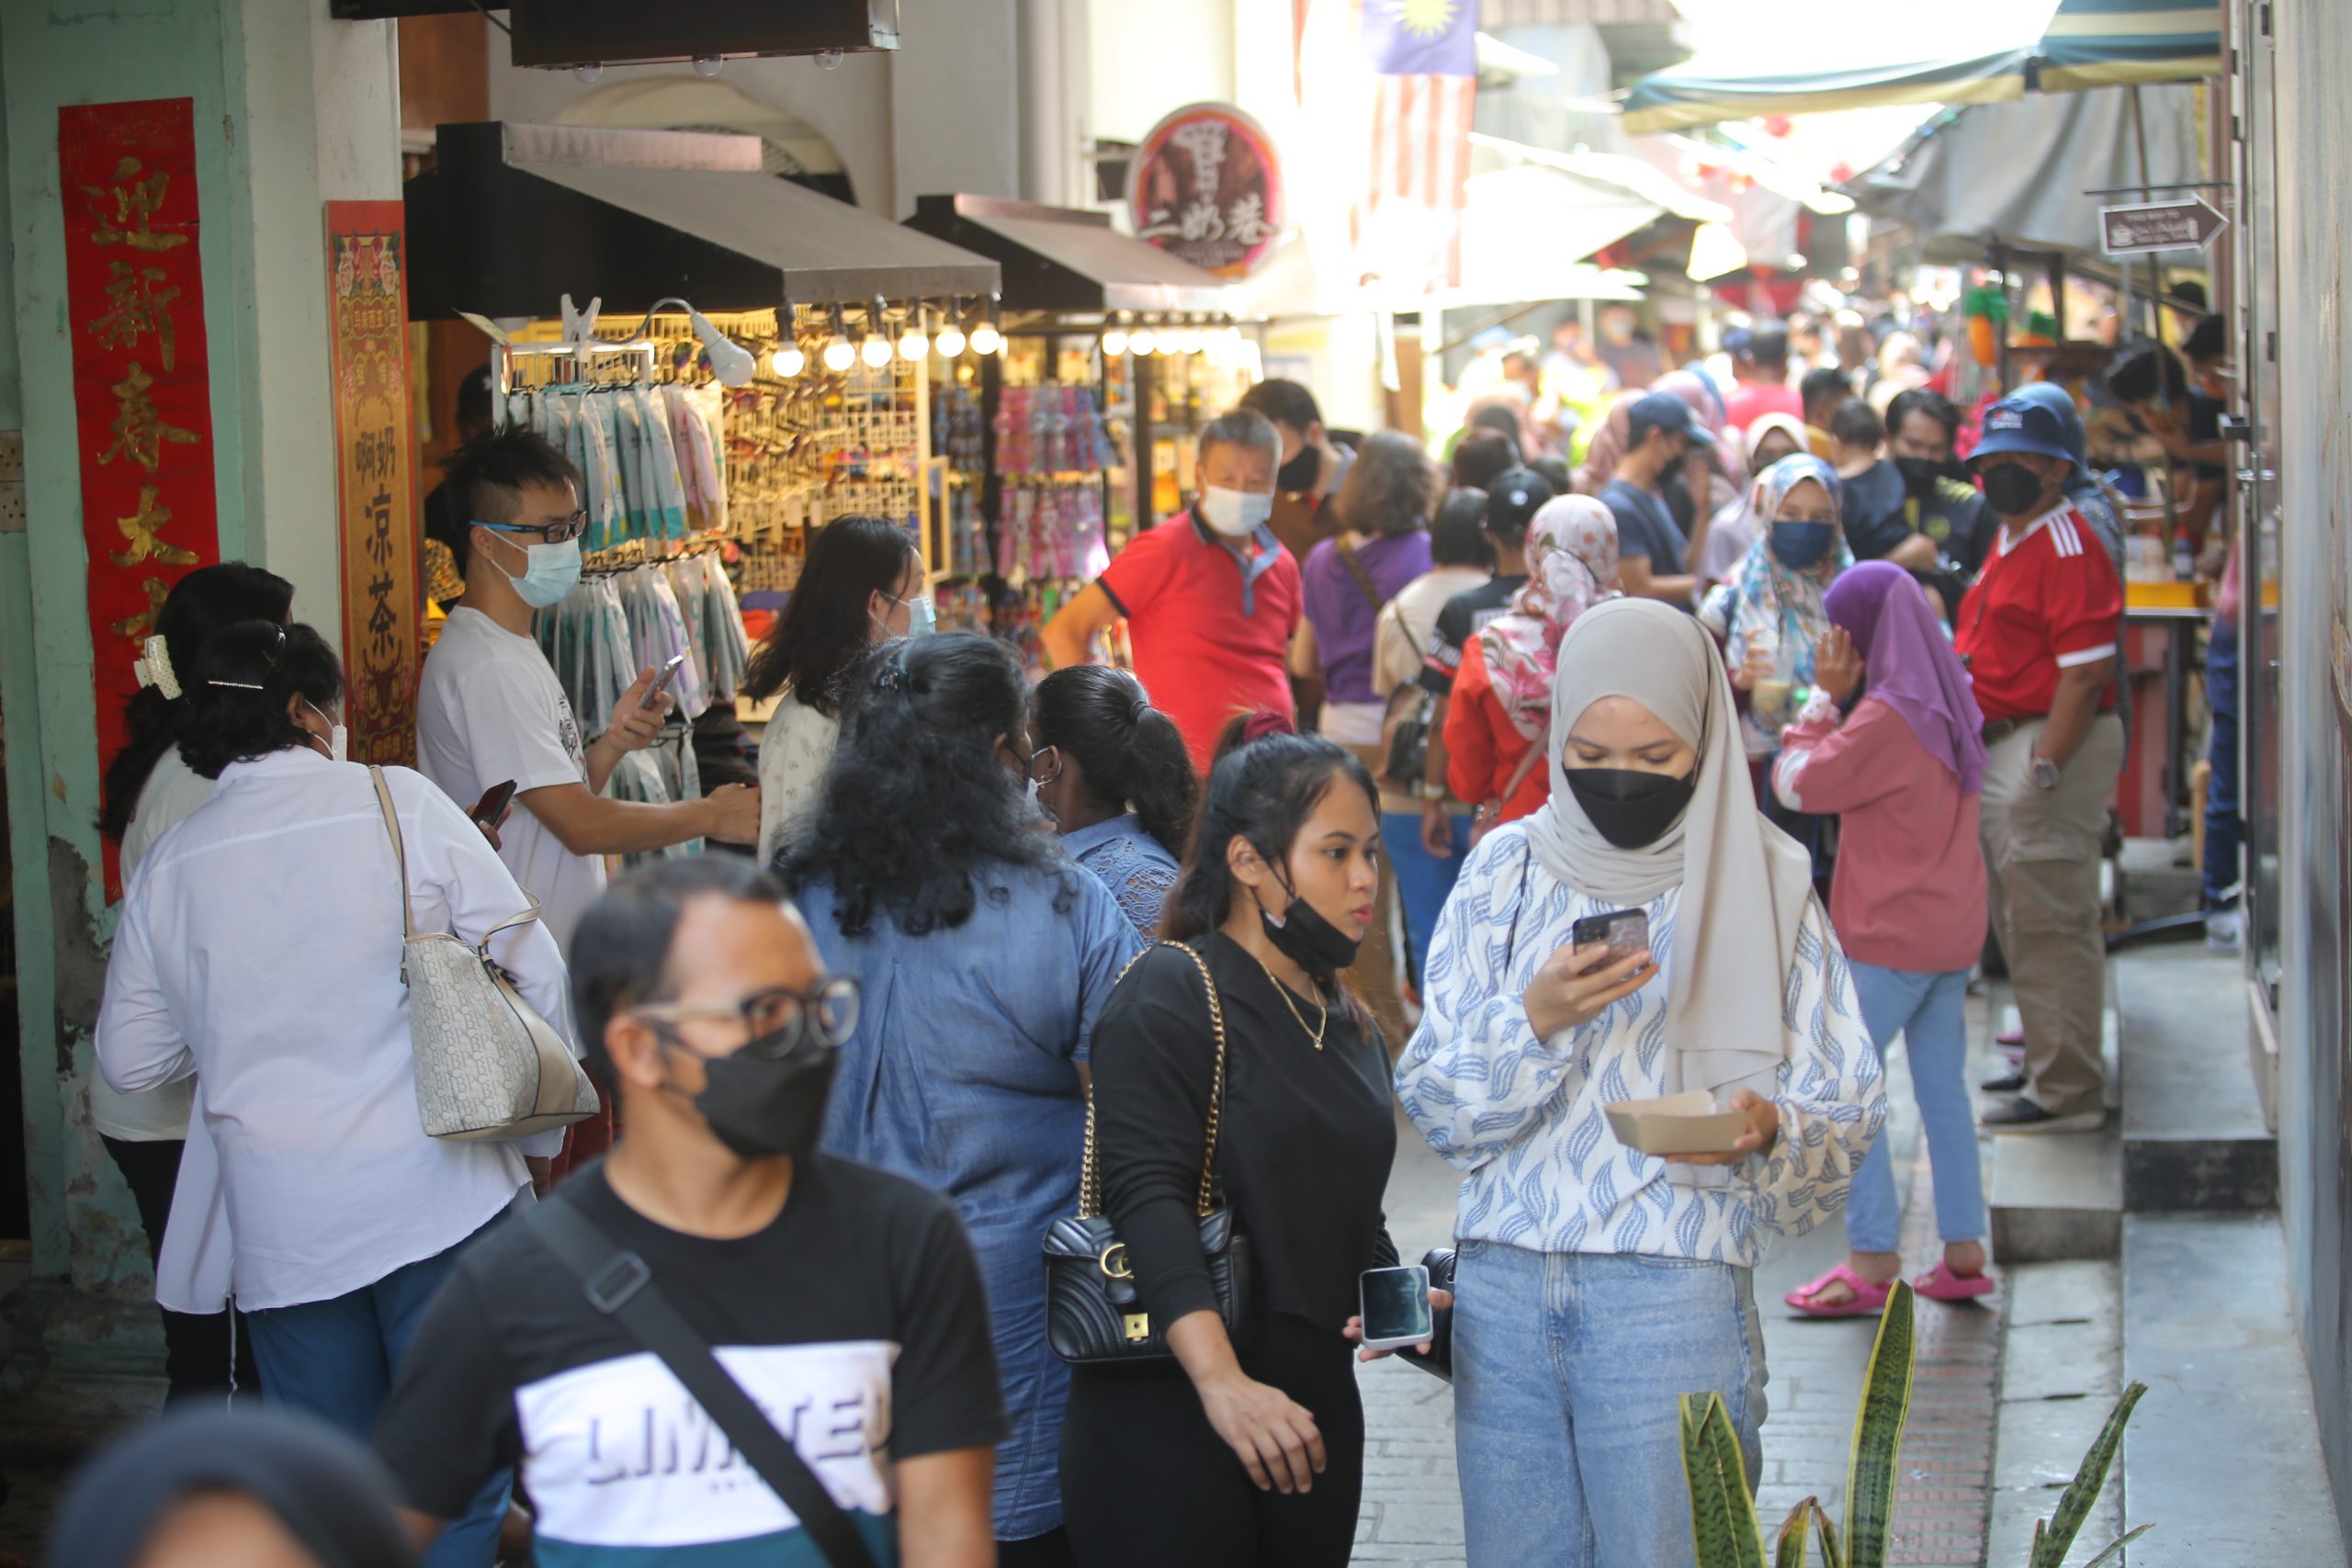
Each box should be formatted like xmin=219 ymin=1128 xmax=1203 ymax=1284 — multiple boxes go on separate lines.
xmin=59 ymin=97 xmax=219 ymax=899
xmin=324 ymin=203 xmax=419 ymax=767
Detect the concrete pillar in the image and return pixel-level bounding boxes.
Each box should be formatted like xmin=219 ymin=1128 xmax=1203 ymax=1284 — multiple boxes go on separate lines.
xmin=0 ymin=0 xmax=401 ymax=1437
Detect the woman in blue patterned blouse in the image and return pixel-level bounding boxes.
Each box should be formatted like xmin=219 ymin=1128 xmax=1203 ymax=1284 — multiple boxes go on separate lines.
xmin=1396 ymin=598 xmax=1885 ymax=1568
xmin=1032 ymin=665 xmax=1200 ymax=937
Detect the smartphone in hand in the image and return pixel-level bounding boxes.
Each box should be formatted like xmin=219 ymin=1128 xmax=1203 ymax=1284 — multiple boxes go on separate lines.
xmin=1358 ymin=1264 xmax=1435 ymax=1352
xmin=469 ymin=779 xmax=517 ymax=826
xmin=639 ymin=653 xmax=690 ymax=710
xmin=1569 ymin=908 xmax=1650 ymax=964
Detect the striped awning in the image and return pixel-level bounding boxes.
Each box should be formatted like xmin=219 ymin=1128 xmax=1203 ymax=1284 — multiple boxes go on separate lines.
xmin=1622 ymin=0 xmax=2219 ymax=136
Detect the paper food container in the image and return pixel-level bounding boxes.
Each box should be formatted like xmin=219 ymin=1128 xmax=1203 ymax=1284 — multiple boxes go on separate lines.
xmin=1604 ymin=1092 xmax=1752 ymax=1156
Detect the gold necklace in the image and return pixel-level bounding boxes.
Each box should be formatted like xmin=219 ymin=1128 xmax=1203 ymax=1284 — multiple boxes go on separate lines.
xmin=1249 ymin=950 xmax=1328 ymax=1050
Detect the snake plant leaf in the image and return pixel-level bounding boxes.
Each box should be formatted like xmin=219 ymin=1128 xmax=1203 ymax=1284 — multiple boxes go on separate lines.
xmin=2031 ymin=1382 xmax=2149 ymax=1568
xmin=2076 ymin=1522 xmax=2154 ymax=1568
xmin=1681 ymin=1393 xmax=1764 ymax=1568
xmin=1811 ymin=1497 xmax=1845 ymax=1568
xmin=1842 ymin=1279 xmax=1917 ymax=1568
xmin=1773 ymin=1497 xmax=1815 ymax=1568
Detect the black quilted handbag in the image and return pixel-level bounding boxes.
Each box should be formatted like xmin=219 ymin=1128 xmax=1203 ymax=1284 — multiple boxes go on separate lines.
xmin=1043 ymin=942 xmax=1250 ymax=1365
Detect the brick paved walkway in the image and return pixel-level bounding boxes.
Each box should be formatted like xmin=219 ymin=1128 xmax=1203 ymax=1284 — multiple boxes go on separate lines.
xmin=1359 ymin=984 xmax=2006 ymax=1565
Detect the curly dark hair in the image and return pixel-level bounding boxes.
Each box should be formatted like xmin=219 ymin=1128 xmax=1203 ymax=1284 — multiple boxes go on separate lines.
xmin=1032 ymin=665 xmax=1200 ymax=861
xmin=1166 ymin=731 xmax=1378 ymax=963
xmin=179 ymin=621 xmax=345 ymax=780
xmin=777 ymin=632 xmax=1071 ymax=937
xmin=1452 ymin=430 xmax=1518 ymax=492
xmin=739 ymin=515 xmax=919 ymax=713
xmin=99 ymin=562 xmax=293 ymax=840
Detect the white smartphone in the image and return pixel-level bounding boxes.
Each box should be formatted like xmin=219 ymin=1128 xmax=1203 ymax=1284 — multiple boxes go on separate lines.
xmin=1358 ymin=1264 xmax=1434 ymax=1352
xmin=639 ymin=653 xmax=689 ymax=709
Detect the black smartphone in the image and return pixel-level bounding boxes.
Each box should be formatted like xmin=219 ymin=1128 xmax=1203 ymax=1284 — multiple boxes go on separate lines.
xmin=469 ymin=779 xmax=517 ymax=826
xmin=1359 ymin=1264 xmax=1434 ymax=1351
xmin=1569 ymin=908 xmax=1650 ymax=963
xmin=639 ymin=652 xmax=690 ymax=709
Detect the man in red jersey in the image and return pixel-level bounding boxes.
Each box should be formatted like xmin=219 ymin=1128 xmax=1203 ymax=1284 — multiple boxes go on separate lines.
xmin=1957 ymin=396 xmax=2125 ymax=1135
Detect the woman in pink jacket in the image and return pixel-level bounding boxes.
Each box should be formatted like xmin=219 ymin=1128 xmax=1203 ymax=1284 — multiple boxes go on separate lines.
xmin=1773 ymin=561 xmax=1995 ymax=1315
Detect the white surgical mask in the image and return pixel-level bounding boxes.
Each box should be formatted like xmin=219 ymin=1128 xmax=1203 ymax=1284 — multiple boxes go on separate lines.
xmin=1199 ymin=485 xmax=1274 ymax=538
xmin=304 ymin=699 xmax=347 ymax=763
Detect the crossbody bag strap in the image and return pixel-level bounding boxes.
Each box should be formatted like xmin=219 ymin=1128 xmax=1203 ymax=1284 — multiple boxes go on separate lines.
xmin=1334 ymin=535 xmax=1385 ymax=614
xmin=368 ymin=766 xmax=419 ymax=942
xmin=1498 ymin=728 xmax=1545 ymax=804
xmin=1076 ymin=940 xmax=1229 ymax=1220
xmin=529 ymin=1200 xmax=882 ymax=1568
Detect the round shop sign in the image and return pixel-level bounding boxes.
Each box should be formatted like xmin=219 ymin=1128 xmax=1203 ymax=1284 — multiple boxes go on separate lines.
xmin=1126 ymin=102 xmax=1283 ymax=279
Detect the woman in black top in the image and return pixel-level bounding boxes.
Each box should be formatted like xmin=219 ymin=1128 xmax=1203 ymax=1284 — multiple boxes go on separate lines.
xmin=1060 ymin=733 xmax=1427 ymax=1567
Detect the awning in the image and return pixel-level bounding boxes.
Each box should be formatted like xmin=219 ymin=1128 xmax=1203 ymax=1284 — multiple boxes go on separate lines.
xmin=1847 ymin=84 xmax=2202 ymax=263
xmin=1622 ymin=0 xmax=2219 ymax=136
xmin=901 ymin=195 xmax=1229 ymax=318
xmin=1468 ymin=133 xmax=1734 ymax=225
xmin=405 ymin=122 xmax=1000 ymax=321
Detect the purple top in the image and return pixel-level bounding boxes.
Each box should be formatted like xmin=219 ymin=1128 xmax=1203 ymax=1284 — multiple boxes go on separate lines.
xmin=1301 ymin=532 xmax=1433 ymax=705
xmin=1822 ymin=560 xmax=1988 ymax=795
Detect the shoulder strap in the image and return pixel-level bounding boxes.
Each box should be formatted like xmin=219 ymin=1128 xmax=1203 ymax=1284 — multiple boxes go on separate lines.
xmin=1333 ymin=536 xmax=1385 ymax=614
xmin=1080 ymin=940 xmax=1228 ymax=1219
xmin=529 ymin=1198 xmax=882 ymax=1568
xmin=1498 ymin=730 xmax=1545 ymax=806
xmin=368 ymin=766 xmax=418 ymax=942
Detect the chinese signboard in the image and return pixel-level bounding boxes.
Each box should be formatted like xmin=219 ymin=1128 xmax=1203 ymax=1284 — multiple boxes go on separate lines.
xmin=58 ymin=97 xmax=219 ymax=899
xmin=1127 ymin=103 xmax=1283 ymax=279
xmin=324 ymin=203 xmax=420 ymax=767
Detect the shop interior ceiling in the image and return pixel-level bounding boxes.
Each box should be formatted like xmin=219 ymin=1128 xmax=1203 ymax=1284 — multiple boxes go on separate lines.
xmin=330 ymin=0 xmax=900 ymax=67
xmin=404 ymin=122 xmax=999 ymax=321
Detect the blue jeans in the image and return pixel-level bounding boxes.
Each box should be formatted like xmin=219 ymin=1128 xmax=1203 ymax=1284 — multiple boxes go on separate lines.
xmin=1845 ymin=964 xmax=1984 ymax=1254
xmin=1453 ymin=1241 xmax=1767 ymax=1568
xmin=2203 ymin=619 xmax=2241 ymax=908
xmin=1381 ymin=809 xmax=1470 ymax=989
xmin=246 ymin=1223 xmax=511 ymax=1567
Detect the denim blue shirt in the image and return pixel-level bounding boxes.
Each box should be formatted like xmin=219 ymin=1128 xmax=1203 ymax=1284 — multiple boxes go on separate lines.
xmin=799 ymin=860 xmax=1144 ymax=1539
xmin=1060 ymin=814 xmax=1182 ymax=939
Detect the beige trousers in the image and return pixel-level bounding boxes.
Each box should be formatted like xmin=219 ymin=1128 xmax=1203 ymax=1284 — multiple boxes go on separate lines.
xmin=1345 ymin=743 xmax=1413 ymax=1053
xmin=1979 ymin=713 xmax=2126 ymax=1117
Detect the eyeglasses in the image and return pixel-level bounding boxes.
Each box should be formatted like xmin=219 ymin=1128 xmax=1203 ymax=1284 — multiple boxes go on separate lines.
xmin=1029 ymin=744 xmax=1063 ymax=785
xmin=479 ymin=509 xmax=590 ymax=546
xmin=629 ymin=976 xmax=862 ymax=1057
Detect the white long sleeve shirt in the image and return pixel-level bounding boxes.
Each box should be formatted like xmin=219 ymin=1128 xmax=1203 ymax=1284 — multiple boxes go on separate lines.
xmin=96 ymin=750 xmax=572 ymax=1311
xmin=1395 ymin=823 xmax=1884 ymax=1268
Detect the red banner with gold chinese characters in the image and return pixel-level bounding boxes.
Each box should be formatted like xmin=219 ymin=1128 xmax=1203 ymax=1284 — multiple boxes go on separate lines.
xmin=324 ymin=204 xmax=420 ymax=766
xmin=59 ymin=97 xmax=219 ymax=899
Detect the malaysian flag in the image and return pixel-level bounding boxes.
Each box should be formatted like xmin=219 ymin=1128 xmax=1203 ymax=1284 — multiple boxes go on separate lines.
xmin=1360 ymin=0 xmax=1478 ymax=293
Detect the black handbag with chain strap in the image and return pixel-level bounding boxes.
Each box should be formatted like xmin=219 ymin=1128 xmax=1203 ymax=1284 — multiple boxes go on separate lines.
xmin=1042 ymin=941 xmax=1250 ymax=1364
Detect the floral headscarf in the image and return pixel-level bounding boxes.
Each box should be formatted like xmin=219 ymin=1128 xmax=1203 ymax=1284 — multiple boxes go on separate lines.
xmin=1700 ymin=456 xmax=1851 ymax=752
xmin=1476 ymin=496 xmax=1620 ymax=740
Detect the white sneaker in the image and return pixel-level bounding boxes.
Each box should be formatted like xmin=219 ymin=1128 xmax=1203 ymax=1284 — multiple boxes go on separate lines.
xmin=2205 ymin=908 xmax=2243 ymax=953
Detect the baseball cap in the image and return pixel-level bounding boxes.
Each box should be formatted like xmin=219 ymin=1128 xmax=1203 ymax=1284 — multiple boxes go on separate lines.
xmin=1971 ymin=395 xmax=2078 ymax=466
xmin=1485 ymin=467 xmax=1555 ymax=538
xmin=1625 ymin=390 xmax=1703 ymax=446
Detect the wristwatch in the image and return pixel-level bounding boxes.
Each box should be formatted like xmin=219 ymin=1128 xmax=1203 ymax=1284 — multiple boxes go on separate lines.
xmin=2028 ymin=754 xmax=2063 ymax=790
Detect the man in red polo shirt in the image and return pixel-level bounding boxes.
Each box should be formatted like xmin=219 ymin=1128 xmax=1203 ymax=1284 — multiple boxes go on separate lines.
xmin=1957 ymin=396 xmax=2126 ymax=1134
xmin=1041 ymin=409 xmax=1300 ymax=767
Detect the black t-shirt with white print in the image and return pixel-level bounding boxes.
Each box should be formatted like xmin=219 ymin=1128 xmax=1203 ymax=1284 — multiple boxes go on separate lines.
xmin=375 ymin=1154 xmax=1004 ymax=1568
xmin=1418 ymin=574 xmax=1528 ymax=697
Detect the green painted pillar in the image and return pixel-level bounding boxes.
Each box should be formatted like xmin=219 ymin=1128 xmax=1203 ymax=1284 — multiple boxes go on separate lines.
xmin=0 ymin=0 xmax=401 ymax=1440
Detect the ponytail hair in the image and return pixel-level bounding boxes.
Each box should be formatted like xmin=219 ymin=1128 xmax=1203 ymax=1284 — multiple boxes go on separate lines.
xmin=1032 ymin=665 xmax=1201 ymax=860
xmin=179 ymin=622 xmax=345 ymax=780
xmin=99 ymin=562 xmax=293 ymax=839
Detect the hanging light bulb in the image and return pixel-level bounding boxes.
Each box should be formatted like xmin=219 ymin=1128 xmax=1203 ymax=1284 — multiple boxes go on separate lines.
xmin=1127 ymin=327 xmax=1157 ymax=356
xmin=1154 ymin=329 xmax=1180 ymax=355
xmin=1178 ymin=323 xmax=1204 ymax=355
xmin=860 ymin=297 xmax=894 ymax=367
xmin=770 ymin=344 xmax=805 ymax=378
xmin=822 ymin=304 xmax=856 ymax=373
xmin=691 ymin=55 xmax=724 ymax=77
xmin=968 ymin=292 xmax=1003 ymax=356
xmin=898 ymin=307 xmax=931 ymax=361
xmin=934 ymin=314 xmax=967 ymax=358
xmin=1101 ymin=325 xmax=1128 ymax=357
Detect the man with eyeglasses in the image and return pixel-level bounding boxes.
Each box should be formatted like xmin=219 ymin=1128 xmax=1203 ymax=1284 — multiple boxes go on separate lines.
xmin=376 ymin=857 xmax=1003 ymax=1568
xmin=418 ymin=428 xmax=762 ymax=960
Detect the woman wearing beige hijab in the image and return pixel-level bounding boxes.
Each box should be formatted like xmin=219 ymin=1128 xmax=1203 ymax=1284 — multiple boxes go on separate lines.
xmin=1396 ymin=597 xmax=1884 ymax=1568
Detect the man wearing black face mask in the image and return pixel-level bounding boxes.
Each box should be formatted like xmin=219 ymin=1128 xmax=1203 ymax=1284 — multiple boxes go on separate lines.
xmin=1242 ymin=379 xmax=1356 ymax=563
xmin=1885 ymin=389 xmax=1998 ymax=580
xmin=376 ymin=859 xmax=1004 ymax=1568
xmin=1956 ymin=398 xmax=2126 ymax=1137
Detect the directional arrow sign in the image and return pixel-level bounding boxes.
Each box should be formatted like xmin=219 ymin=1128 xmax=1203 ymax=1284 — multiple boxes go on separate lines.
xmin=2099 ymin=197 xmax=2229 ymax=256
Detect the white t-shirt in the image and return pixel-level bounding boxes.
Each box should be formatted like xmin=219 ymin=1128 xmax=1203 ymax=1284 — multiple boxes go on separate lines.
xmin=754 ymin=688 xmax=842 ymax=864
xmin=95 ymin=748 xmax=214 ymax=1141
xmin=417 ymin=606 xmax=605 ymax=951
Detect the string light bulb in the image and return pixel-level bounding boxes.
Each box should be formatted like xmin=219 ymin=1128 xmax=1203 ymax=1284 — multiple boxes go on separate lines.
xmin=821 ymin=305 xmax=855 ymax=373
xmin=1101 ymin=325 xmax=1129 ymax=357
xmin=1127 ymin=327 xmax=1157 ymax=356
xmin=1178 ymin=325 xmax=1204 ymax=355
xmin=898 ymin=309 xmax=931 ymax=361
xmin=968 ymin=292 xmax=1003 ymax=356
xmin=771 ymin=344 xmax=805 ymax=378
xmin=934 ymin=317 xmax=967 ymax=358
xmin=860 ymin=298 xmax=893 ymax=367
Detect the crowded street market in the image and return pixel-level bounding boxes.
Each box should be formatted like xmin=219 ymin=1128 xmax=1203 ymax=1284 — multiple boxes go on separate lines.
xmin=3 ymin=0 xmax=2351 ymax=1564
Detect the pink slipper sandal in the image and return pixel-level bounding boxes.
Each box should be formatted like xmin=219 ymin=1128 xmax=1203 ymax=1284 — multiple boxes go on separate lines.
xmin=1784 ymin=1263 xmax=1892 ymax=1318
xmin=1913 ymin=1261 xmax=1997 ymax=1302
